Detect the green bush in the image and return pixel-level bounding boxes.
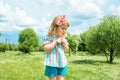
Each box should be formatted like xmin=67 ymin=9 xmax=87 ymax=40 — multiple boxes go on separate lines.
xmin=18 ymin=28 xmax=39 ymax=54
xmin=0 ymin=43 xmax=7 ymax=52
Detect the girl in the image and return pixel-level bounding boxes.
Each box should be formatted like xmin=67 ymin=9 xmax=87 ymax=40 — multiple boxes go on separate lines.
xmin=43 ymin=15 xmax=69 ymax=80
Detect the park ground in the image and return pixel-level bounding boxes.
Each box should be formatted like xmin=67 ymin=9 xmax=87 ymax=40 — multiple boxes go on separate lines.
xmin=0 ymin=51 xmax=120 ymax=80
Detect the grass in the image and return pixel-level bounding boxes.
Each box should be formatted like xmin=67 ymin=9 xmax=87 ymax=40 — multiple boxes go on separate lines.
xmin=0 ymin=51 xmax=120 ymax=80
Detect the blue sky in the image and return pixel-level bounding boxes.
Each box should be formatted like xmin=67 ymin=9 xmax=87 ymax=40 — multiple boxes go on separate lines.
xmin=0 ymin=0 xmax=120 ymax=44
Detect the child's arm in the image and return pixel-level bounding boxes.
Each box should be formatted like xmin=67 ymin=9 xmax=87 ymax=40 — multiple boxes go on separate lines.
xmin=61 ymin=39 xmax=69 ymax=52
xmin=62 ymin=44 xmax=69 ymax=52
xmin=44 ymin=40 xmax=57 ymax=52
xmin=44 ymin=38 xmax=62 ymax=52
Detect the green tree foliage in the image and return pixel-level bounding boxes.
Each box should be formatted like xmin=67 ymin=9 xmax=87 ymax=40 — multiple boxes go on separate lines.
xmin=79 ymin=32 xmax=87 ymax=51
xmin=38 ymin=43 xmax=44 ymax=51
xmin=0 ymin=43 xmax=7 ymax=52
xmin=66 ymin=33 xmax=79 ymax=55
xmin=18 ymin=28 xmax=39 ymax=54
xmin=85 ymin=15 xmax=120 ymax=63
xmin=84 ymin=27 xmax=99 ymax=55
xmin=7 ymin=44 xmax=18 ymax=51
xmin=0 ymin=43 xmax=18 ymax=52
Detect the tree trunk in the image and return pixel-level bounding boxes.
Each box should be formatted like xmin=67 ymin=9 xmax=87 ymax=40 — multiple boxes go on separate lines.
xmin=109 ymin=48 xmax=114 ymax=63
xmin=101 ymin=48 xmax=109 ymax=62
xmin=69 ymin=47 xmax=71 ymax=56
xmin=75 ymin=48 xmax=76 ymax=55
xmin=104 ymin=52 xmax=109 ymax=62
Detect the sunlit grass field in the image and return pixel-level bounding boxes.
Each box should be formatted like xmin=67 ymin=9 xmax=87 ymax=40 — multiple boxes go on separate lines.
xmin=0 ymin=51 xmax=120 ymax=80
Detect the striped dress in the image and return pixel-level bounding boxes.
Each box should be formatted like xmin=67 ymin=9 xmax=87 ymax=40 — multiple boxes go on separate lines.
xmin=43 ymin=35 xmax=67 ymax=68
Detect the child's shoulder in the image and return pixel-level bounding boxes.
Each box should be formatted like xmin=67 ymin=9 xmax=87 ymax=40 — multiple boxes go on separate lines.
xmin=44 ymin=34 xmax=54 ymax=40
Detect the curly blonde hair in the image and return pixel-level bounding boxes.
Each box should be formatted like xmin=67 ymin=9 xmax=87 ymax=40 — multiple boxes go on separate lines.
xmin=48 ymin=15 xmax=69 ymax=36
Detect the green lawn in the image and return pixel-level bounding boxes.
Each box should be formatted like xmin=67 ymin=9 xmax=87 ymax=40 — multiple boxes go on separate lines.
xmin=0 ymin=51 xmax=120 ymax=80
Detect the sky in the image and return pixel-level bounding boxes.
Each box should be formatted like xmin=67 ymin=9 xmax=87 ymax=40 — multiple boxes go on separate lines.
xmin=0 ymin=0 xmax=120 ymax=44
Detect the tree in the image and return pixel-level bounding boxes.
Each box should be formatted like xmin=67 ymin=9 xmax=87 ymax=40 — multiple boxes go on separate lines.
xmin=0 ymin=43 xmax=7 ymax=52
xmin=66 ymin=33 xmax=79 ymax=55
xmin=79 ymin=32 xmax=87 ymax=51
xmin=66 ymin=33 xmax=72 ymax=56
xmin=18 ymin=28 xmax=39 ymax=54
xmin=38 ymin=43 xmax=44 ymax=51
xmin=71 ymin=35 xmax=79 ymax=54
xmin=85 ymin=15 xmax=120 ymax=63
xmin=7 ymin=44 xmax=18 ymax=51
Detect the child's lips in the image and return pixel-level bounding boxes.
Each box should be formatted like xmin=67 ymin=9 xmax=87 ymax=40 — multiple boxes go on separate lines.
xmin=62 ymin=33 xmax=65 ymax=35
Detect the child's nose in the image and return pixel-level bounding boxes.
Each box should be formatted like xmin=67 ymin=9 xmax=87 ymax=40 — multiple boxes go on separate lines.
xmin=64 ymin=29 xmax=66 ymax=32
xmin=63 ymin=29 xmax=66 ymax=32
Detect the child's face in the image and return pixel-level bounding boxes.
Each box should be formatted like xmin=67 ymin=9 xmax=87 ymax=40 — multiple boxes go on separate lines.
xmin=56 ymin=26 xmax=67 ymax=37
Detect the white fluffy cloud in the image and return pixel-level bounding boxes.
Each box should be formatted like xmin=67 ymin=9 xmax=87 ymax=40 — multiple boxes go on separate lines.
xmin=14 ymin=8 xmax=37 ymax=27
xmin=94 ymin=0 xmax=107 ymax=5
xmin=0 ymin=0 xmax=116 ymax=36
xmin=0 ymin=0 xmax=105 ymax=34
xmin=0 ymin=3 xmax=11 ymax=16
xmin=109 ymin=5 xmax=120 ymax=16
xmin=37 ymin=0 xmax=64 ymax=6
xmin=68 ymin=0 xmax=105 ymax=35
xmin=0 ymin=0 xmax=119 ymax=44
xmin=0 ymin=2 xmax=39 ymax=32
xmin=70 ymin=0 xmax=103 ymax=19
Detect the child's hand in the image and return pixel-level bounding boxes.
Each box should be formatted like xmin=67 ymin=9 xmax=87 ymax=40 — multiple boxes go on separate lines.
xmin=61 ymin=38 xmax=69 ymax=52
xmin=56 ymin=38 xmax=63 ymax=44
xmin=61 ymin=38 xmax=67 ymax=45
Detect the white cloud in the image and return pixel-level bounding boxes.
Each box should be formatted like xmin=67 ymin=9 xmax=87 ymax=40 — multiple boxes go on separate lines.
xmin=0 ymin=0 xmax=116 ymax=36
xmin=33 ymin=17 xmax=51 ymax=36
xmin=109 ymin=5 xmax=120 ymax=16
xmin=70 ymin=0 xmax=103 ymax=19
xmin=0 ymin=2 xmax=39 ymax=32
xmin=0 ymin=2 xmax=54 ymax=37
xmin=68 ymin=0 xmax=104 ymax=35
xmin=94 ymin=0 xmax=107 ymax=5
xmin=0 ymin=0 xmax=118 ymax=44
xmin=37 ymin=0 xmax=64 ymax=6
xmin=14 ymin=8 xmax=37 ymax=27
xmin=68 ymin=21 xmax=89 ymax=35
xmin=0 ymin=2 xmax=11 ymax=16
